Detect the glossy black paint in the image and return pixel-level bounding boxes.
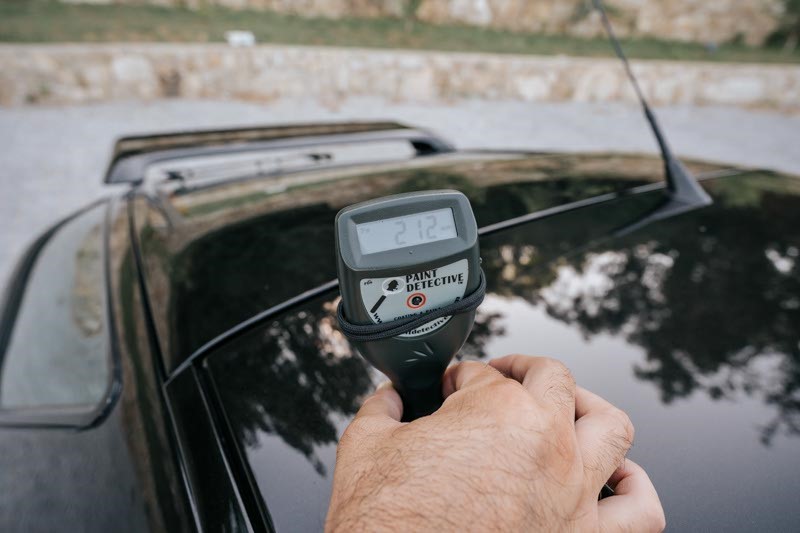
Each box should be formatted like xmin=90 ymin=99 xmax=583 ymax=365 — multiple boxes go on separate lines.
xmin=165 ymin=367 xmax=254 ymax=532
xmin=204 ymin=171 xmax=800 ymax=532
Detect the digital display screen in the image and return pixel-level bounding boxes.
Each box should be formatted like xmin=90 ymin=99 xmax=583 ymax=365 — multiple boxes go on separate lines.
xmin=356 ymin=208 xmax=457 ymax=254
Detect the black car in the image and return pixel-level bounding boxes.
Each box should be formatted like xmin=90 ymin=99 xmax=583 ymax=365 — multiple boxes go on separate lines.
xmin=1 ymin=121 xmax=798 ymax=532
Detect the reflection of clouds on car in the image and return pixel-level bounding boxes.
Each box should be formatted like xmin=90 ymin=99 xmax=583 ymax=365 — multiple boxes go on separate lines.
xmin=478 ymin=173 xmax=800 ymax=445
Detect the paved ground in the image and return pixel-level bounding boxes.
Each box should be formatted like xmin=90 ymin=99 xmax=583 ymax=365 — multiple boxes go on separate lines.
xmin=1 ymin=97 xmax=799 ymax=288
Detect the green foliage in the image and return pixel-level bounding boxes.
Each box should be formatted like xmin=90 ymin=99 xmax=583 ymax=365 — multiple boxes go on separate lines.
xmin=1 ymin=0 xmax=798 ymax=63
xmin=405 ymin=0 xmax=423 ymax=19
xmin=780 ymin=0 xmax=800 ymax=51
xmin=783 ymin=0 xmax=800 ymax=23
xmin=767 ymin=0 xmax=800 ymax=50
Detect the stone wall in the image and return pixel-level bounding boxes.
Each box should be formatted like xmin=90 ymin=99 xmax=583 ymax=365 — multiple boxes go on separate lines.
xmin=1 ymin=44 xmax=798 ymax=110
xmin=61 ymin=0 xmax=785 ymax=46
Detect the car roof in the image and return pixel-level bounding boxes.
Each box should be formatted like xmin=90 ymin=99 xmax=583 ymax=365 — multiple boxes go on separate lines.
xmin=130 ymin=147 xmax=728 ymax=374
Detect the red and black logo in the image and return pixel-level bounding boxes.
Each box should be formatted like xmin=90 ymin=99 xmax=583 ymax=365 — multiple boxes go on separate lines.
xmin=406 ymin=292 xmax=426 ymax=309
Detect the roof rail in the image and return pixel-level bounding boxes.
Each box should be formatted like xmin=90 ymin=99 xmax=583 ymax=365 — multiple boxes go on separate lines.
xmin=103 ymin=121 xmax=454 ymax=184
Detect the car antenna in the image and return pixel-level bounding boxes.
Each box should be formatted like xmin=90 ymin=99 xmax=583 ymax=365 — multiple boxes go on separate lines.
xmin=593 ymin=0 xmax=712 ymax=212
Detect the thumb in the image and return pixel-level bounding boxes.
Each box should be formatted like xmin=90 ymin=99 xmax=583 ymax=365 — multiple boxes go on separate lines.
xmin=355 ymin=382 xmax=404 ymax=423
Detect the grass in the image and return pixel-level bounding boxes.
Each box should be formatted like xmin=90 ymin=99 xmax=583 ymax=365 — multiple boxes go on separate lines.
xmin=1 ymin=0 xmax=799 ymax=64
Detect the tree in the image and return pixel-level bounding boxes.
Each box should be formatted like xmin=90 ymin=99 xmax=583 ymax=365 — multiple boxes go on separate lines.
xmin=776 ymin=0 xmax=800 ymax=51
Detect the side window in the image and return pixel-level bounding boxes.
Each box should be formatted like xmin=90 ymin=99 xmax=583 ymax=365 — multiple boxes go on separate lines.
xmin=0 ymin=203 xmax=113 ymax=425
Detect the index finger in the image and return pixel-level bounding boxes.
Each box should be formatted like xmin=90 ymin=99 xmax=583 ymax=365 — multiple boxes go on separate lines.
xmin=489 ymin=355 xmax=576 ymax=417
xmin=442 ymin=361 xmax=504 ymax=398
xmin=354 ymin=382 xmax=404 ymax=424
xmin=575 ymin=386 xmax=635 ymax=493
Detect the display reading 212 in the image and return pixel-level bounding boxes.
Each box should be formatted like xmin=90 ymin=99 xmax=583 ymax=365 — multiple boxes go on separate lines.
xmin=335 ymin=190 xmax=485 ymax=421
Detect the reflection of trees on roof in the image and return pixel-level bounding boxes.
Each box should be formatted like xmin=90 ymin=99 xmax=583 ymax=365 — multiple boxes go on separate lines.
xmin=478 ymin=173 xmax=800 ymax=445
xmin=208 ymin=295 xmax=504 ymax=475
xmin=189 ymin=169 xmax=800 ymax=477
xmin=461 ymin=311 xmax=506 ymax=359
xmin=208 ymin=298 xmax=372 ymax=475
xmin=189 ymin=169 xmax=667 ymax=472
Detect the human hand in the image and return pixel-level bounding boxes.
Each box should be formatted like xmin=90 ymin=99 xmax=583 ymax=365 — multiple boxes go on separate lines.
xmin=326 ymin=355 xmax=665 ymax=532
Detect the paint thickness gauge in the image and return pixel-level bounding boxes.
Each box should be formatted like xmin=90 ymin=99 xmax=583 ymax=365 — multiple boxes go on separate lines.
xmin=335 ymin=190 xmax=485 ymax=421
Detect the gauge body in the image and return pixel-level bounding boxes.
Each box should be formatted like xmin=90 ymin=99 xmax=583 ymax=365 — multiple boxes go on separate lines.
xmin=335 ymin=190 xmax=480 ymax=420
